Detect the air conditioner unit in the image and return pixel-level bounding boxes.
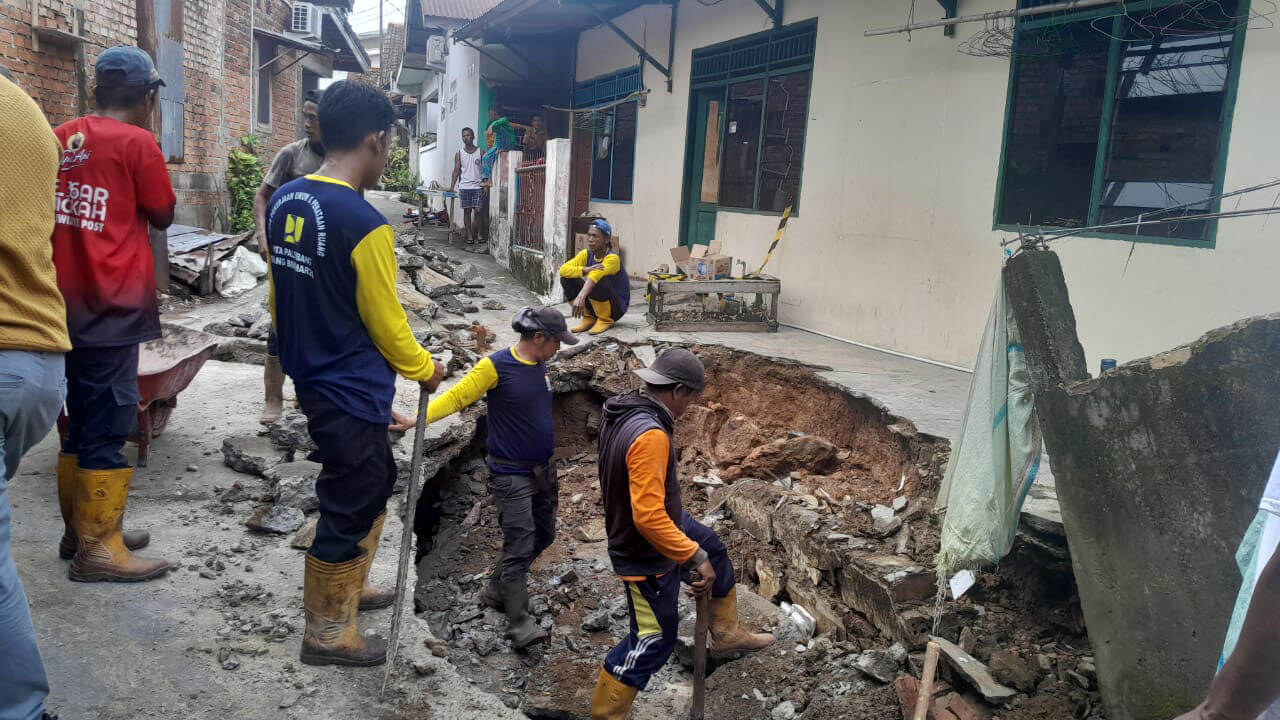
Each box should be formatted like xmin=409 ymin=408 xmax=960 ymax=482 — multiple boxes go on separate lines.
xmin=289 ymin=2 xmax=322 ymax=42
xmin=427 ymin=35 xmax=445 ymax=65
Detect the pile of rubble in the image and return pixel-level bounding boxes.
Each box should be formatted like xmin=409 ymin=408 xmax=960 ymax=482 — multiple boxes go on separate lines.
xmin=401 ymin=342 xmax=1103 ymax=719
xmin=199 ymin=230 xmax=506 ymax=365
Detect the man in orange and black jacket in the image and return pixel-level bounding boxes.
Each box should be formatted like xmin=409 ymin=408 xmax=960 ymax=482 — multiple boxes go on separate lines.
xmin=590 ymin=348 xmax=773 ymax=718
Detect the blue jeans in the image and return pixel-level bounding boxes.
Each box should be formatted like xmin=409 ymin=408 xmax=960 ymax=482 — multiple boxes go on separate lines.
xmin=0 ymin=350 xmax=66 ymax=720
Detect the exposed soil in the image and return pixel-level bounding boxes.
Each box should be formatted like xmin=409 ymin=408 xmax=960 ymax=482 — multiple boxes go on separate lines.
xmin=405 ymin=342 xmax=1097 ymax=719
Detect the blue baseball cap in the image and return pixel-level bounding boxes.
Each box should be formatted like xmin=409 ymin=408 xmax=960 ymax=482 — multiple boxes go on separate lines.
xmin=591 ymin=218 xmax=612 ymax=236
xmin=95 ymin=46 xmax=165 ymax=87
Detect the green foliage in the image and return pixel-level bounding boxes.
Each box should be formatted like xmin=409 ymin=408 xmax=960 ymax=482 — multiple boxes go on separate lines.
xmin=382 ymin=145 xmax=418 ymax=193
xmin=228 ymin=134 xmax=264 ymax=233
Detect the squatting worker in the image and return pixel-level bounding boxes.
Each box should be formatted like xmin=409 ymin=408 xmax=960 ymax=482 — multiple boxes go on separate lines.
xmin=425 ymin=307 xmax=578 ymax=648
xmin=591 ymin=349 xmax=773 ymax=718
xmin=449 ymin=127 xmax=485 ymax=248
xmin=267 ymin=80 xmax=446 ymax=668
xmin=560 ymin=218 xmax=629 ymax=336
xmin=252 ymin=89 xmax=324 ymax=427
xmin=0 ymin=67 xmax=72 ymax=720
xmin=51 ymin=45 xmax=174 ymax=583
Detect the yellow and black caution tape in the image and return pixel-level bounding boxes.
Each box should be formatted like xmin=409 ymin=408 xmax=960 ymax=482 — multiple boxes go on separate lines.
xmin=750 ymin=205 xmax=792 ymax=277
xmin=645 ymin=271 xmax=686 ymax=303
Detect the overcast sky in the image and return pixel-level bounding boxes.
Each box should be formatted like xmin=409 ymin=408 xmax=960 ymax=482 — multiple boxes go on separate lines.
xmin=348 ymin=0 xmax=405 ymax=34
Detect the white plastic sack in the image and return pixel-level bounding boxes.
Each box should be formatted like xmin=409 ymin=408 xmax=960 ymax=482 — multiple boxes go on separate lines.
xmin=935 ymin=274 xmax=1042 ymax=577
xmin=216 ymin=245 xmax=269 ymax=298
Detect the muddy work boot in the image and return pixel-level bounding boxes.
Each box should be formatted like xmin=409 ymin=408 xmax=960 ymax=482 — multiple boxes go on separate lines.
xmin=57 ymin=453 xmax=149 ymax=559
xmin=708 ymin=587 xmax=774 ymax=656
xmin=68 ymin=467 xmax=169 ymax=582
xmin=501 ymin=581 xmax=548 ymax=649
xmin=356 ymin=512 xmax=395 ymax=611
xmin=259 ymin=355 xmax=285 ymax=425
xmin=300 ymin=553 xmax=387 ymax=667
xmin=590 ymin=668 xmax=638 ymax=720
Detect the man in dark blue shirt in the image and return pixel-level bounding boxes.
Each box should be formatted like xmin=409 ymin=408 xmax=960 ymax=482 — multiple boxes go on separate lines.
xmin=267 ymin=80 xmax=444 ymax=668
xmin=426 ymin=307 xmax=577 ymax=648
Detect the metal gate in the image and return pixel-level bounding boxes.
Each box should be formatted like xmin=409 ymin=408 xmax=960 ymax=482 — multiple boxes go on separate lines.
xmin=514 ymin=162 xmax=546 ymax=252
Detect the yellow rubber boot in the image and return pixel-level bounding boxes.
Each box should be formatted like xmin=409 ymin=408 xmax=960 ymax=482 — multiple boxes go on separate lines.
xmin=58 ymin=454 xmax=150 ymax=559
xmin=709 ymin=587 xmax=774 ymax=656
xmin=357 ymin=512 xmax=395 ymax=611
xmin=300 ymin=553 xmax=387 ymax=666
xmin=68 ymin=467 xmax=169 ymax=582
xmin=590 ymin=668 xmax=638 ymax=720
xmin=587 ymin=299 xmax=614 ymax=335
xmin=571 ymin=308 xmax=596 ymax=333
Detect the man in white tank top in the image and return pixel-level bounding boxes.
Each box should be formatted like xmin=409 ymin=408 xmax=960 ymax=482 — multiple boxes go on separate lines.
xmin=450 ymin=127 xmax=485 ymax=246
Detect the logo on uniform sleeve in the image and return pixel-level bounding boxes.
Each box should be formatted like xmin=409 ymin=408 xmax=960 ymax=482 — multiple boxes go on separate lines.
xmin=283 ymin=214 xmax=306 ymax=244
xmin=59 ymin=131 xmax=92 ymax=172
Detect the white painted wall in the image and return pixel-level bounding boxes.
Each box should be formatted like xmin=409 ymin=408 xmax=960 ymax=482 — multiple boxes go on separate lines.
xmin=423 ymin=39 xmax=483 ymax=217
xmin=575 ymin=0 xmax=1280 ymax=371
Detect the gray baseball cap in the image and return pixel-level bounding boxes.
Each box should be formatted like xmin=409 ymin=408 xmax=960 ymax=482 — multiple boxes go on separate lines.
xmin=512 ymin=306 xmax=579 ymax=345
xmin=96 ymin=46 xmax=165 ymax=87
xmin=634 ymin=348 xmax=705 ymax=391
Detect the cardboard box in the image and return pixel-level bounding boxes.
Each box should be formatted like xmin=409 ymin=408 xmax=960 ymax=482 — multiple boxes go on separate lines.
xmin=670 ymin=241 xmax=733 ymax=280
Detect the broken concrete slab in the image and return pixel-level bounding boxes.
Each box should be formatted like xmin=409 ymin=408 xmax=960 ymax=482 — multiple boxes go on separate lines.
xmin=411 ymin=267 xmax=461 ymax=298
xmin=267 ymin=413 xmax=315 ymax=454
xmin=211 ymin=338 xmax=268 ymax=365
xmin=1008 ymin=251 xmax=1280 ymax=720
xmin=268 ymin=461 xmax=321 ymax=513
xmin=398 ymin=284 xmax=440 ymax=320
xmin=246 ymin=504 xmax=305 ymax=534
xmin=290 ymin=517 xmax=318 ymax=550
xmin=853 ymin=649 xmax=900 ymax=683
xmin=932 ymin=636 xmax=1017 ymax=704
xmin=221 ymin=435 xmax=289 ymax=477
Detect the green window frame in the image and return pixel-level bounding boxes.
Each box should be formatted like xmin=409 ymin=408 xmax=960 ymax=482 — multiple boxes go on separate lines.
xmin=576 ymin=67 xmax=642 ymax=203
xmin=992 ymin=0 xmax=1250 ymax=247
xmin=690 ymin=20 xmax=817 ymax=215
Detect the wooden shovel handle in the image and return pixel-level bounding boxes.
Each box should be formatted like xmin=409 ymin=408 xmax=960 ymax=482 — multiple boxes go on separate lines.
xmin=913 ymin=641 xmax=942 ymax=720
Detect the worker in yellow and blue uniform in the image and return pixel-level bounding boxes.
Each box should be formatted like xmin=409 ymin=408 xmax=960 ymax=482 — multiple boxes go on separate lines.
xmin=426 ymin=307 xmax=578 ymax=648
xmin=560 ymin=218 xmax=629 ymax=336
xmin=267 ymin=80 xmax=445 ymax=668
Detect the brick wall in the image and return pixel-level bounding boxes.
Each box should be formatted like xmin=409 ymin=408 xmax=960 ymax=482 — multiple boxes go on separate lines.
xmin=351 ymin=21 xmax=403 ymax=89
xmin=0 ymin=0 xmax=313 ymax=229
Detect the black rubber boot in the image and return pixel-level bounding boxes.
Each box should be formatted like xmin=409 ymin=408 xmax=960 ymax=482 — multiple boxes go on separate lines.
xmin=501 ymin=580 xmax=548 ymax=649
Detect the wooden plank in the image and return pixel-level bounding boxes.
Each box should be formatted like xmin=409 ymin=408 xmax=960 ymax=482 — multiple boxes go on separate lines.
xmin=655 ymin=279 xmax=780 ymax=294
xmin=700 ymin=99 xmax=721 ymax=203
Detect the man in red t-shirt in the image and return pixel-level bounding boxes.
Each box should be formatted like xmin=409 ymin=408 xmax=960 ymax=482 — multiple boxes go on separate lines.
xmin=50 ymin=46 xmax=174 ymax=583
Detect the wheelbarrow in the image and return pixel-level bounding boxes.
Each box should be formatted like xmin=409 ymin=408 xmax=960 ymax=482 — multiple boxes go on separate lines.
xmin=58 ymin=324 xmax=222 ymax=467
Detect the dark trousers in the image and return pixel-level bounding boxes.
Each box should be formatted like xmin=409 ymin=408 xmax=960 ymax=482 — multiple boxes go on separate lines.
xmin=61 ymin=344 xmax=140 ymax=470
xmin=602 ymin=512 xmax=736 ymax=690
xmin=297 ymin=386 xmax=396 ymax=564
xmin=560 ymin=276 xmax=619 ymax=308
xmin=488 ymin=463 xmax=557 ymax=586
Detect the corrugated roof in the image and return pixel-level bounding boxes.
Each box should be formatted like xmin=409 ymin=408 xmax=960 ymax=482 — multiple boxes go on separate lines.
xmin=422 ymin=0 xmax=503 ymax=21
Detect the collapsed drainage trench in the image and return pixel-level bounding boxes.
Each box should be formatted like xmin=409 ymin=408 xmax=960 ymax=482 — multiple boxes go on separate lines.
xmin=405 ymin=344 xmax=1088 ymax=720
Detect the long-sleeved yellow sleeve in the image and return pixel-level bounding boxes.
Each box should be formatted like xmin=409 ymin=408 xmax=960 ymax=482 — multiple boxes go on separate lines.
xmin=426 ymin=356 xmax=498 ymax=422
xmin=626 ymin=429 xmax=700 ymax=565
xmin=350 ymin=225 xmax=435 ymax=382
xmin=586 ymin=252 xmax=620 ymax=284
xmin=559 ymin=249 xmax=589 ymax=279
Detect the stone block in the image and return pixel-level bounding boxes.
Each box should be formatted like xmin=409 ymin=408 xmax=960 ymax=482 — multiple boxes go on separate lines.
xmin=785 ymin=576 xmax=846 ymax=640
xmin=221 ymin=435 xmax=289 ymax=477
xmin=723 ymin=480 xmax=781 ymax=543
xmin=755 ymin=556 xmax=785 ymax=602
xmin=269 ymin=461 xmax=321 ymax=513
xmin=411 ymin=266 xmax=460 ymax=298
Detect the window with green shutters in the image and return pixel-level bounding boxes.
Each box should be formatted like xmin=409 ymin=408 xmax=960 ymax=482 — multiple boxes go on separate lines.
xmin=994 ymin=0 xmax=1250 ymax=245
xmin=691 ymin=20 xmax=816 ymax=214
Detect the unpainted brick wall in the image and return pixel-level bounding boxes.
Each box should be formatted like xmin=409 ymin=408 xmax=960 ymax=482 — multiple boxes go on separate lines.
xmin=0 ymin=0 xmax=309 ymax=230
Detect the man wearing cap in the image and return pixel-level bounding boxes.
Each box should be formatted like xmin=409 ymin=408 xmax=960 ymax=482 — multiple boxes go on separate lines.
xmin=591 ymin=349 xmax=773 ymax=718
xmin=425 ymin=307 xmax=577 ymax=648
xmin=49 ymin=46 xmax=174 ymax=583
xmin=560 ymin=218 xmax=629 ymax=336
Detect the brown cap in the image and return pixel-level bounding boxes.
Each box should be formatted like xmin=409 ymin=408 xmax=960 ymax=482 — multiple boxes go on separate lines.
xmin=634 ymin=348 xmax=704 ymax=391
